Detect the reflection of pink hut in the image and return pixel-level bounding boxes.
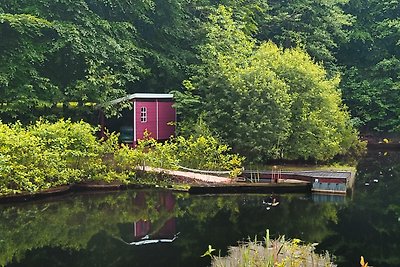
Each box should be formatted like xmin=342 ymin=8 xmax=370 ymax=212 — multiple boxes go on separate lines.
xmin=127 ymin=192 xmax=178 ymax=246
xmin=100 ymin=93 xmax=176 ymax=143
xmin=133 ymin=192 xmax=176 ymax=240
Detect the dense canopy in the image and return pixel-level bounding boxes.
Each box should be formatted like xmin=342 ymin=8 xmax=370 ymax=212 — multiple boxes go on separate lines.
xmin=0 ymin=0 xmax=397 ymax=161
xmin=177 ymin=6 xmax=359 ymax=161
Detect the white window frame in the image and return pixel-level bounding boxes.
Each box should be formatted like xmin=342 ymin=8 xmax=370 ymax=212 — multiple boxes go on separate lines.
xmin=140 ymin=107 xmax=147 ymax=123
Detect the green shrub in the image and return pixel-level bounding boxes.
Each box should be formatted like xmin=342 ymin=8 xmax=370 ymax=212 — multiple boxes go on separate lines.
xmin=173 ymin=135 xmax=244 ymax=177
xmin=113 ymin=131 xmax=244 ymax=177
xmin=0 ymin=120 xmax=125 ymax=195
xmin=0 ymin=119 xmax=244 ymax=196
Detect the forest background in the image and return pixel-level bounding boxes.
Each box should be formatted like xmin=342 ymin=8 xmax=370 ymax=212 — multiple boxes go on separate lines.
xmin=0 ymin=0 xmax=399 ymax=162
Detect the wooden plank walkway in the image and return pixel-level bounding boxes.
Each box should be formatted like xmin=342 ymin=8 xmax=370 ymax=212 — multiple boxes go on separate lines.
xmin=142 ymin=167 xmax=312 ymax=194
xmin=142 ymin=166 xmax=233 ymax=183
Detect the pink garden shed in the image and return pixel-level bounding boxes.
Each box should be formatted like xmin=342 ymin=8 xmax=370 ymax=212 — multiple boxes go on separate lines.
xmin=100 ymin=93 xmax=176 ymax=144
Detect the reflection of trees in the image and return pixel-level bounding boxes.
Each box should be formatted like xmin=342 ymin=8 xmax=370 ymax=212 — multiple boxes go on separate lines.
xmin=319 ymin=150 xmax=400 ymax=267
xmin=229 ymin=195 xmax=339 ymax=243
xmin=174 ymin=194 xmax=339 ymax=266
xmin=0 ymin=190 xmax=180 ymax=266
xmin=0 ymin=190 xmax=342 ymax=267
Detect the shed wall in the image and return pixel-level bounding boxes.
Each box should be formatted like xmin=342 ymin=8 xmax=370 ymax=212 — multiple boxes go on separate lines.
xmin=157 ymin=101 xmax=176 ymax=140
xmin=134 ymin=100 xmax=175 ymax=141
xmin=135 ymin=101 xmax=157 ymax=141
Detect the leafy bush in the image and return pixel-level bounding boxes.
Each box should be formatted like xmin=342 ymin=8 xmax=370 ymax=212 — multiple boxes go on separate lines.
xmin=0 ymin=120 xmax=244 ymax=196
xmin=0 ymin=119 xmax=125 ymax=195
xmin=113 ymin=132 xmax=179 ymax=172
xmin=114 ymin=130 xmax=244 ymax=177
xmin=174 ymin=135 xmax=244 ymax=177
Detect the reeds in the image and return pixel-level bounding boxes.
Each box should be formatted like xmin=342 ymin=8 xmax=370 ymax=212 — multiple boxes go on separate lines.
xmin=211 ymin=231 xmax=336 ymax=267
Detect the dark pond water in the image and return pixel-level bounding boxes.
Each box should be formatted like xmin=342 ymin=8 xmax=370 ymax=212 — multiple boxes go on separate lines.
xmin=0 ymin=150 xmax=399 ymax=267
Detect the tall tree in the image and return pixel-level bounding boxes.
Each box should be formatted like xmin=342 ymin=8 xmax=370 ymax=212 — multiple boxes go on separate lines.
xmin=266 ymin=45 xmax=358 ymax=160
xmin=258 ymin=0 xmax=353 ymax=72
xmin=181 ymin=6 xmax=360 ymax=162
xmin=338 ymin=0 xmax=400 ymax=132
xmin=0 ymin=14 xmax=60 ymax=118
xmin=0 ymin=0 xmax=150 ymax=121
xmin=197 ymin=6 xmax=292 ymax=160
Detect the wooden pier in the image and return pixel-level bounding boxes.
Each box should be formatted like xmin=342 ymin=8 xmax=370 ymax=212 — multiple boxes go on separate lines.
xmin=143 ymin=166 xmax=354 ymax=195
xmin=242 ymin=170 xmax=355 ymax=195
xmin=143 ymin=166 xmax=313 ymax=194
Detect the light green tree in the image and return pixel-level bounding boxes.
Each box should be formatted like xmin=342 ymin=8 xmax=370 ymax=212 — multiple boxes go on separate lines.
xmin=182 ymin=6 xmax=361 ymax=162
xmin=265 ymin=44 xmax=360 ymax=160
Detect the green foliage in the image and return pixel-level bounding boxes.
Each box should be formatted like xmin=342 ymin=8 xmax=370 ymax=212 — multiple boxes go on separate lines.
xmin=174 ymin=135 xmax=244 ymax=176
xmin=0 ymin=13 xmax=60 ymax=119
xmin=115 ymin=129 xmax=244 ymax=177
xmin=174 ymin=117 xmax=244 ymax=176
xmin=191 ymin=6 xmax=292 ymax=161
xmin=0 ymin=120 xmax=244 ymax=195
xmin=0 ymin=0 xmax=148 ymax=121
xmin=258 ymin=0 xmax=353 ymax=71
xmin=1 ymin=0 xmax=399 ymax=134
xmin=338 ymin=0 xmax=400 ymax=132
xmin=171 ymin=81 xmax=202 ymax=126
xmin=183 ymin=6 xmax=362 ymax=162
xmin=263 ymin=44 xmax=361 ymax=161
xmin=0 ymin=119 xmax=126 ymax=195
xmin=114 ymin=132 xmax=179 ymax=171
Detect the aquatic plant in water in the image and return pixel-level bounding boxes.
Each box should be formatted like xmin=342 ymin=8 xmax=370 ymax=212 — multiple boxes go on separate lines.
xmin=210 ymin=230 xmax=336 ymax=267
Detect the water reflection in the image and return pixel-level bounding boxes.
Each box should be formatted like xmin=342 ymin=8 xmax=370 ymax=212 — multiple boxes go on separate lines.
xmin=2 ymin=151 xmax=399 ymax=267
xmin=319 ymin=150 xmax=400 ymax=267
xmin=120 ymin=192 xmax=179 ymax=245
xmin=312 ymin=193 xmax=346 ymax=203
xmin=0 ymin=191 xmax=182 ymax=267
xmin=0 ymin=190 xmax=341 ymax=267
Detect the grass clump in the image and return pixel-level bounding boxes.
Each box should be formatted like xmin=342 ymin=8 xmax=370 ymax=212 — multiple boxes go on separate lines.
xmin=211 ymin=232 xmax=336 ymax=267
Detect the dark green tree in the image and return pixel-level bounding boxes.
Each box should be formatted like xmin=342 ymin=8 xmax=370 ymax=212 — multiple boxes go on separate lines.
xmin=258 ymin=0 xmax=353 ymax=72
xmin=338 ymin=0 xmax=400 ymax=132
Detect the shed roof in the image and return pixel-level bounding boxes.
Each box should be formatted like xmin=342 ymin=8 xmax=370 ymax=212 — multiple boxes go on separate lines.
xmin=104 ymin=93 xmax=174 ymax=107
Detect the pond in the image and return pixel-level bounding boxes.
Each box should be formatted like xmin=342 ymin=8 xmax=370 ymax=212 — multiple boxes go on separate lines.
xmin=0 ymin=150 xmax=399 ymax=267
